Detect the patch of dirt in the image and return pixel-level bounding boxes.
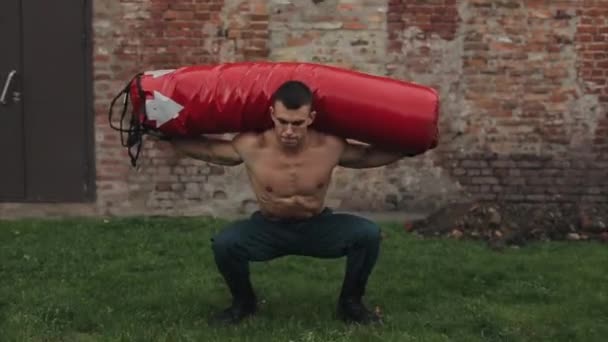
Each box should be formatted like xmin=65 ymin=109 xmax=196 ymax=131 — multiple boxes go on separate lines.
xmin=408 ymin=201 xmax=608 ymax=249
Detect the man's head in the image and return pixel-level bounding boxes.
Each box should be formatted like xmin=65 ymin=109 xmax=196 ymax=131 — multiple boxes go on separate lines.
xmin=269 ymin=80 xmax=316 ymax=149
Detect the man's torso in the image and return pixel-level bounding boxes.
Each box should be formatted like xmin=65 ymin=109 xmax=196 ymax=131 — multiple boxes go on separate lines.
xmin=235 ymin=130 xmax=343 ymax=219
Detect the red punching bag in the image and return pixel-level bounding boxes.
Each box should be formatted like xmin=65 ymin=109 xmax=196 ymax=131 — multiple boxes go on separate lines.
xmin=109 ymin=62 xmax=439 ymax=166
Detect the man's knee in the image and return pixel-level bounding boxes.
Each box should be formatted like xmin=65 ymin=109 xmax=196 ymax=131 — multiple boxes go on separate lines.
xmin=211 ymin=226 xmax=242 ymax=258
xmin=354 ymin=219 xmax=381 ymax=247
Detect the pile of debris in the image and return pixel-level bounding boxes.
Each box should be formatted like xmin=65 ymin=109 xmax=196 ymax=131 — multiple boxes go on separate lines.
xmin=407 ymin=202 xmax=608 ymax=248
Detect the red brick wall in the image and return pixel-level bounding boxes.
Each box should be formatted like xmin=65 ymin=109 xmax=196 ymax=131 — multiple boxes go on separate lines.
xmin=388 ymin=0 xmax=458 ymax=51
xmin=1 ymin=0 xmax=606 ymax=218
xmin=386 ymin=0 xmax=608 ymax=207
xmin=94 ymin=0 xmax=271 ymax=216
xmin=577 ymin=2 xmax=608 ymax=151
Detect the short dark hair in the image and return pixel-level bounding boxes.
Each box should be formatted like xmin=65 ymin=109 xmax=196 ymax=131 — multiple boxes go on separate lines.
xmin=271 ymin=80 xmax=313 ymax=110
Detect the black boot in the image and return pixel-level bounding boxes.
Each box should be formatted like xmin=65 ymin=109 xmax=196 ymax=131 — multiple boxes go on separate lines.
xmin=209 ymin=296 xmax=257 ymax=325
xmin=335 ymin=225 xmax=382 ymax=324
xmin=209 ymin=272 xmax=258 ymax=325
xmin=337 ymin=297 xmax=382 ymax=325
xmin=337 ymin=276 xmax=381 ymax=325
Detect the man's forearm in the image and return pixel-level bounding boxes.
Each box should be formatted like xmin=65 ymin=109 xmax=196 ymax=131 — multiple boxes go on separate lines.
xmin=341 ymin=143 xmax=409 ymax=169
xmin=362 ymin=146 xmax=407 ymax=168
xmin=169 ymin=136 xmax=242 ymax=166
xmin=169 ymin=136 xmax=208 ymax=158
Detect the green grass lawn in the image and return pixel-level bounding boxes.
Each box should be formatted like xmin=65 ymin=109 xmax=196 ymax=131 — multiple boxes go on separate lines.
xmin=0 ymin=216 xmax=607 ymax=342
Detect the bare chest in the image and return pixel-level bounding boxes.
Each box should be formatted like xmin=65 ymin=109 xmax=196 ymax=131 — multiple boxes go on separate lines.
xmin=248 ymin=150 xmax=338 ymax=197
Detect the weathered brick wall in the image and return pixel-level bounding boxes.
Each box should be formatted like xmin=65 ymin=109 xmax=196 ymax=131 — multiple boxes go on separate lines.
xmin=1 ymin=0 xmax=606 ymax=219
xmin=97 ymin=0 xmax=273 ymax=217
xmin=431 ymin=0 xmax=608 ymax=205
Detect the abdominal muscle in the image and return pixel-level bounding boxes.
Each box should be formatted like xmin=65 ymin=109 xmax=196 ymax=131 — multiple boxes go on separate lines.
xmin=256 ymin=191 xmax=325 ymax=219
xmin=247 ymin=166 xmax=331 ymax=219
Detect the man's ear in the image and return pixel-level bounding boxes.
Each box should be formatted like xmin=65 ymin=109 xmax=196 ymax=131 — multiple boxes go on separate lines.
xmin=309 ymin=110 xmax=317 ymax=122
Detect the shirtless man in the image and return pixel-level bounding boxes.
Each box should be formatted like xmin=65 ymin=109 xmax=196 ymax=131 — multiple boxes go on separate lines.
xmin=168 ymin=81 xmax=408 ymax=325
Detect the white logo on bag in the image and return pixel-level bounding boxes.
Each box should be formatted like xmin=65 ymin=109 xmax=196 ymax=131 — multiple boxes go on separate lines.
xmin=145 ymin=90 xmax=183 ymax=127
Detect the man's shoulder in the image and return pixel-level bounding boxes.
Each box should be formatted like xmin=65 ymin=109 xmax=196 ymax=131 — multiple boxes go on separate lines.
xmin=233 ymin=131 xmax=265 ymax=151
xmin=234 ymin=131 xmax=262 ymax=141
xmin=312 ymin=130 xmax=346 ymax=148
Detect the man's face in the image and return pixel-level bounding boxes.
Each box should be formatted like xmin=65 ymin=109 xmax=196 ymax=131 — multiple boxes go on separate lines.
xmin=270 ymin=101 xmax=316 ymax=149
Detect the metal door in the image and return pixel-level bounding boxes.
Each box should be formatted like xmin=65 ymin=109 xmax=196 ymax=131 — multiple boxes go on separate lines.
xmin=0 ymin=0 xmax=25 ymax=201
xmin=0 ymin=0 xmax=94 ymax=202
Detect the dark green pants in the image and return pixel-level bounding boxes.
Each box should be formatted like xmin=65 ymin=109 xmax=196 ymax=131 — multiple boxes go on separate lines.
xmin=211 ymin=208 xmax=381 ymax=303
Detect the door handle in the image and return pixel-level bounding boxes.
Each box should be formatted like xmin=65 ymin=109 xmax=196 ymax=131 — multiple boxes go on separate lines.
xmin=1 ymin=70 xmax=17 ymax=105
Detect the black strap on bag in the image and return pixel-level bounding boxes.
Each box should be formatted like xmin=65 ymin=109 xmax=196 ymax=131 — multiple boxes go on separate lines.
xmin=108 ymin=73 xmax=151 ymax=167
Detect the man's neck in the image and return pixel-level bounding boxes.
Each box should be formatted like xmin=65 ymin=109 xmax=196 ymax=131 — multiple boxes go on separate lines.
xmin=278 ymin=134 xmax=310 ymax=156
